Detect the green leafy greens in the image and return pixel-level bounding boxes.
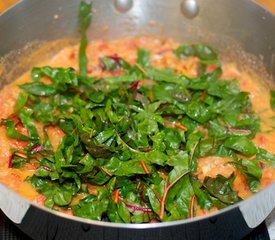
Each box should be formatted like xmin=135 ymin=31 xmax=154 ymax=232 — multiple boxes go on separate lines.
xmin=2 ymin=1 xmax=275 ymax=223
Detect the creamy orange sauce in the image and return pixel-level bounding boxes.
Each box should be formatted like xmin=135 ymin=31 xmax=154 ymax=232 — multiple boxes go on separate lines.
xmin=196 ymin=156 xmax=235 ymax=181
xmin=0 ymin=36 xmax=274 ymax=215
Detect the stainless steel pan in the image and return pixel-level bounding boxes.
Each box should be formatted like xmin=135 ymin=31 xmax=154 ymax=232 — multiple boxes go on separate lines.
xmin=0 ymin=0 xmax=275 ymax=239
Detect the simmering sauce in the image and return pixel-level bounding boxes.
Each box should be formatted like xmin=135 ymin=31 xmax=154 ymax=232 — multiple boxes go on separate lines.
xmin=0 ymin=36 xmax=274 ymax=220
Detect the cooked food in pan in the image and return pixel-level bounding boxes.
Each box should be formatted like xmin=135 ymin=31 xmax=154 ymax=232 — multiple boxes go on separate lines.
xmin=0 ymin=2 xmax=274 ymax=223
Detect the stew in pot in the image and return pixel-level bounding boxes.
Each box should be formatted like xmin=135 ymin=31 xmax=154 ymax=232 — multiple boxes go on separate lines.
xmin=0 ymin=2 xmax=274 ymax=223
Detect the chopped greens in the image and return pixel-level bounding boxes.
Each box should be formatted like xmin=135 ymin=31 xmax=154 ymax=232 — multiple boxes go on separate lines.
xmin=2 ymin=1 xmax=275 ymax=223
xmin=174 ymin=43 xmax=220 ymax=68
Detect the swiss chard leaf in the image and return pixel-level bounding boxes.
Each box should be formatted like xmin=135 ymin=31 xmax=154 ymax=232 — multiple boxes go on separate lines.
xmin=53 ymin=187 xmax=73 ymax=206
xmin=117 ymin=201 xmax=131 ymax=223
xmin=14 ymin=92 xmax=28 ymax=113
xmin=2 ymin=120 xmax=30 ymax=141
xmin=256 ymin=148 xmax=275 ymax=167
xmin=99 ymin=56 xmax=128 ymax=71
xmin=146 ymin=187 xmax=161 ymax=216
xmin=145 ymin=67 xmax=189 ymax=85
xmin=78 ymin=1 xmax=92 ymax=77
xmin=186 ymin=101 xmax=213 ymax=123
xmin=166 ymin=175 xmax=194 ymax=219
xmin=20 ymin=82 xmax=56 ymax=96
xmin=192 ymin=44 xmax=217 ymax=62
xmin=72 ymin=194 xmax=109 ymax=220
xmin=224 ymin=136 xmax=258 ymax=157
xmin=239 ymin=158 xmax=262 ymax=179
xmin=137 ymin=48 xmax=150 ymax=67
xmin=203 ymin=174 xmax=241 ymax=205
xmin=191 ymin=176 xmax=213 ymax=210
xmin=31 ymin=67 xmax=78 ymax=89
xmin=174 ymin=43 xmax=219 ymax=66
xmin=11 ymin=154 xmax=29 ymax=168
xmin=163 ymin=128 xmax=182 ymax=150
xmin=18 ymin=108 xmax=40 ymax=142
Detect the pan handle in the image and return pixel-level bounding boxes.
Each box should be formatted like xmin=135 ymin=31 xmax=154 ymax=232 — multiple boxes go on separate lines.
xmin=0 ymin=183 xmax=30 ymax=224
xmin=239 ymin=182 xmax=275 ymax=229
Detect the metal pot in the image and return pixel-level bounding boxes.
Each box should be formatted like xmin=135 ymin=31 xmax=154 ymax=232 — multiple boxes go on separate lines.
xmin=0 ymin=0 xmax=274 ymax=239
